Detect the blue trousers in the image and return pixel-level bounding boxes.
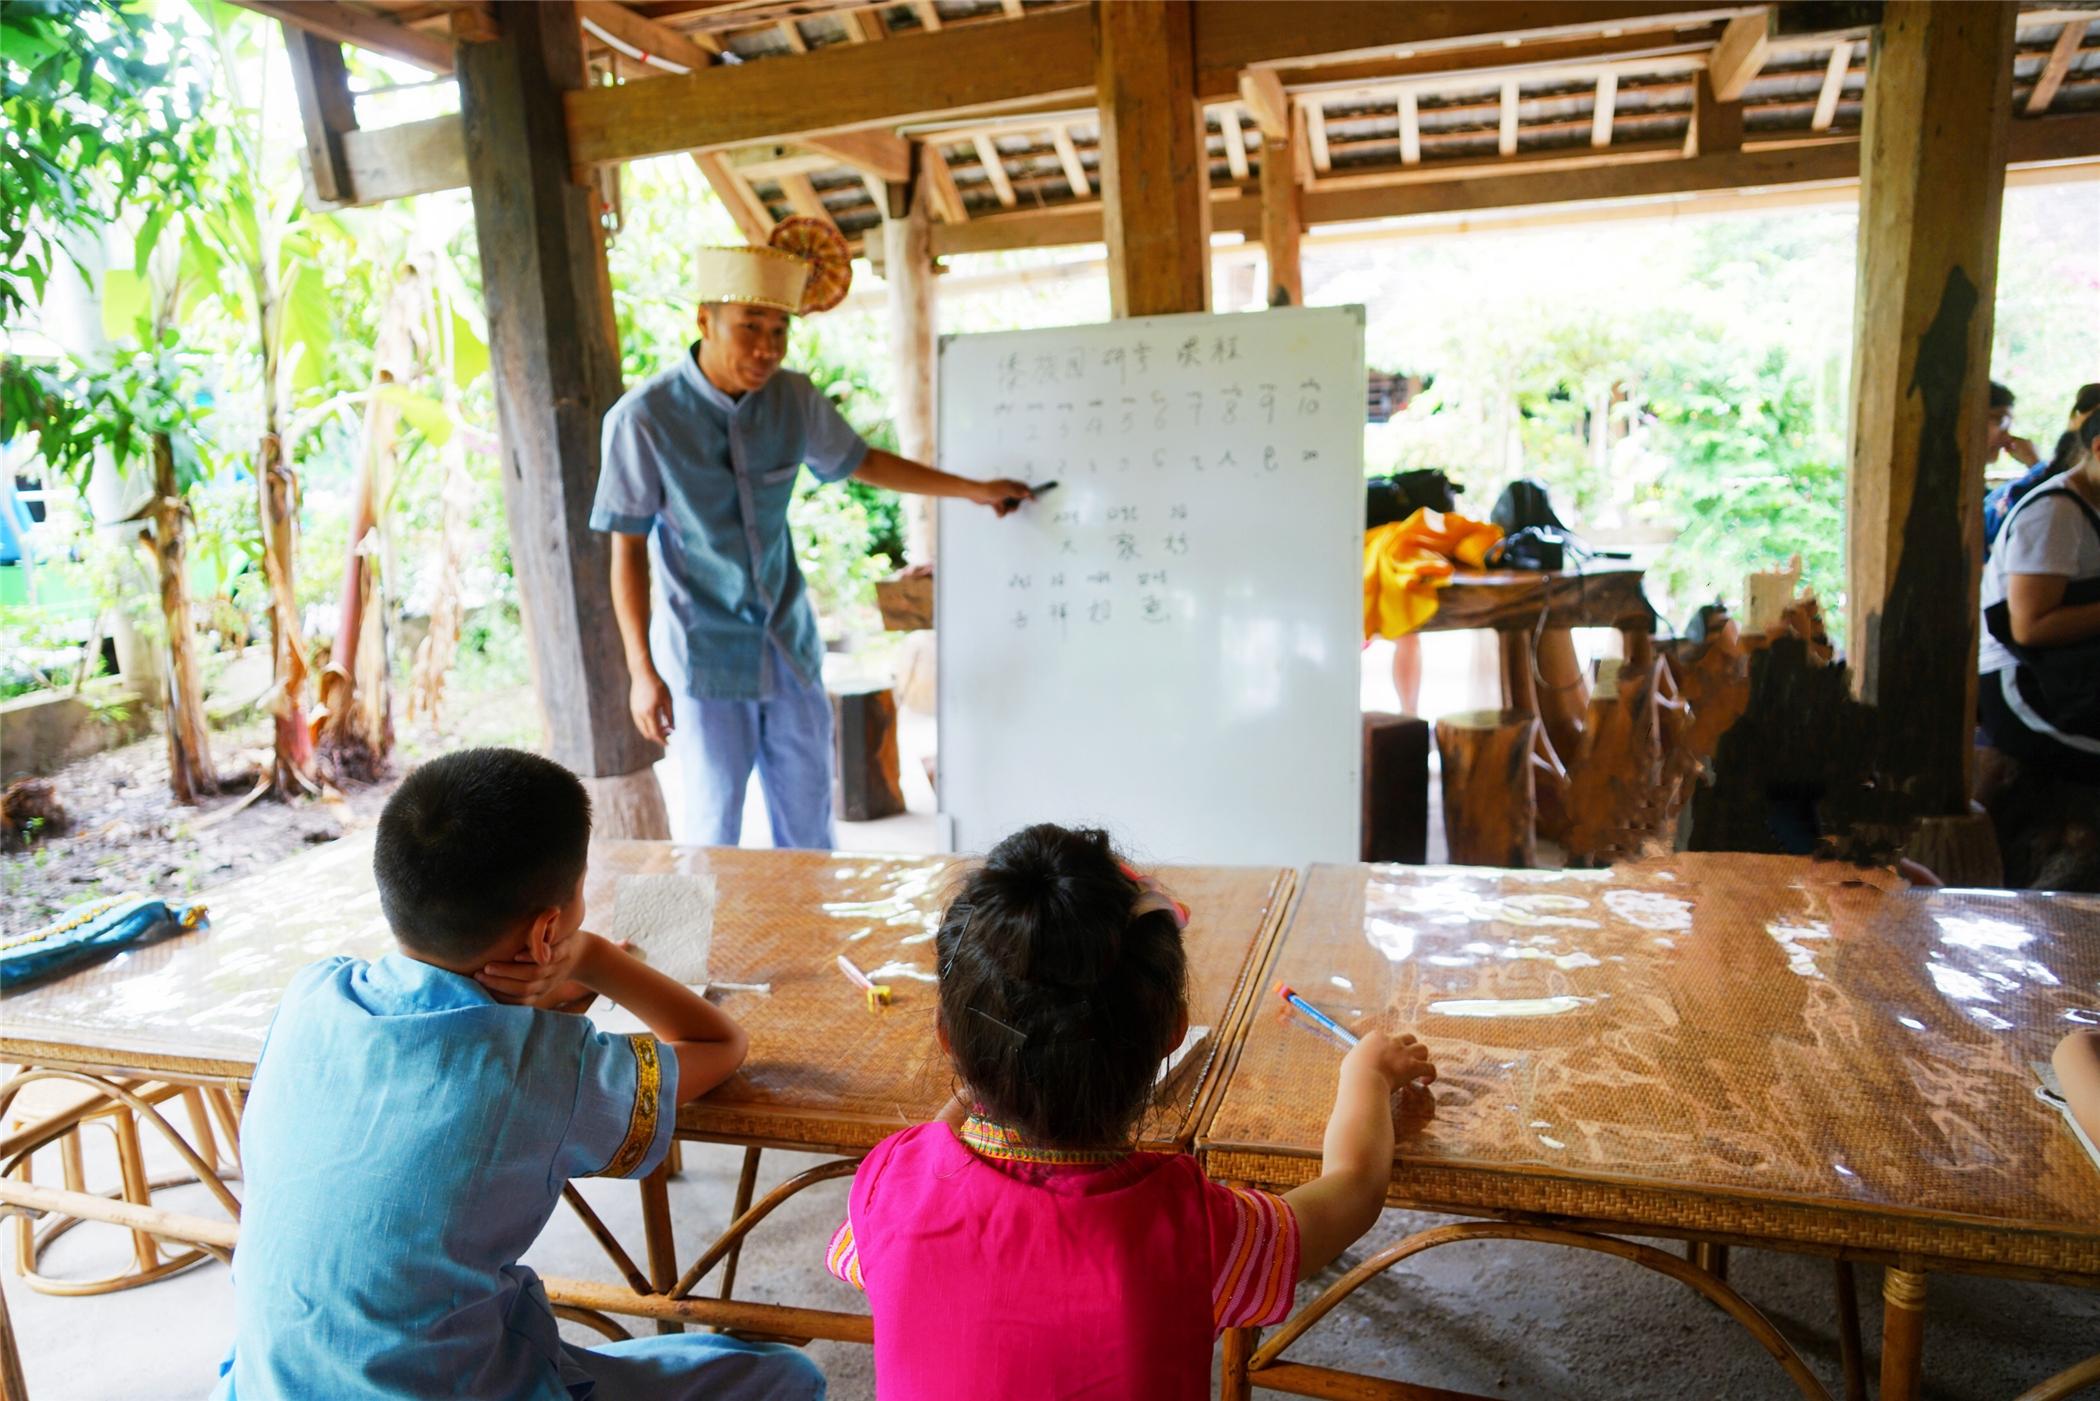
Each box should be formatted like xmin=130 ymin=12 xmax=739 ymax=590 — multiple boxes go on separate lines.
xmin=667 ymin=643 xmax=836 ymax=850
xmin=561 ymin=1333 xmax=825 ymax=1400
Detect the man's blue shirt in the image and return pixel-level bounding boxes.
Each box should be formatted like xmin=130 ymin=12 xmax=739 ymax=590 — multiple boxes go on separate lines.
xmin=216 ymin=954 xmax=677 ymax=1400
xmin=590 ymin=347 xmax=869 ymax=701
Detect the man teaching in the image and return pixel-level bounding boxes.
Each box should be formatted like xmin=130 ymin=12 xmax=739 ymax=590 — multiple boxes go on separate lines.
xmin=590 ymin=219 xmax=1029 ymax=849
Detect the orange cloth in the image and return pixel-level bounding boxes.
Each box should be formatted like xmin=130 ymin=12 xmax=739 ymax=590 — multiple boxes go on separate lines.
xmin=1362 ymin=509 xmax=1503 ymax=639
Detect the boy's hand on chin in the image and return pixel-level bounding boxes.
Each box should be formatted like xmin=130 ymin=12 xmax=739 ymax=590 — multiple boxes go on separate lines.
xmin=477 ymin=930 xmax=599 ymax=1010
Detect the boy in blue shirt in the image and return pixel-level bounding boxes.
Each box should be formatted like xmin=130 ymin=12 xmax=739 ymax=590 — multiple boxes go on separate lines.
xmin=215 ymin=747 xmax=824 ymax=1400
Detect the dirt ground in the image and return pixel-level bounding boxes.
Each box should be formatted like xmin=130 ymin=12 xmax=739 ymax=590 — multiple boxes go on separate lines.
xmin=1 ymin=683 xmax=538 ymax=937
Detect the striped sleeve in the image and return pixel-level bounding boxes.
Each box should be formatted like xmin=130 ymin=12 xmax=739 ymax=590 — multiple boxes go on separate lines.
xmin=825 ymin=1217 xmax=865 ymax=1291
xmin=1205 ymin=1183 xmax=1300 ymax=1329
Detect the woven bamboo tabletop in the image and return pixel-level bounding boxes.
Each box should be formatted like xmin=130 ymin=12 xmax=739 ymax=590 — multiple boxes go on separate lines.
xmin=1200 ymin=855 xmax=2100 ymax=1277
xmin=1 ymin=834 xmax=1293 ymax=1155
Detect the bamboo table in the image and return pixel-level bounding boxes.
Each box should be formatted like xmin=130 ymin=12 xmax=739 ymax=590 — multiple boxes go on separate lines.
xmin=1201 ymin=855 xmax=2100 ymax=1401
xmin=0 ymin=834 xmax=1295 ymax=1349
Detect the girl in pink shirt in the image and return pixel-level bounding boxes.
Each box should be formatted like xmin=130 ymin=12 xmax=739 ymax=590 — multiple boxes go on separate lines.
xmin=825 ymin=823 xmax=1435 ymax=1399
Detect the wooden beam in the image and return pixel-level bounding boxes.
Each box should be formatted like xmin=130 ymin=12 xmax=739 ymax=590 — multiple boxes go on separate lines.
xmin=456 ymin=0 xmax=664 ymax=815
xmin=337 ymin=114 xmax=469 ymax=205
xmin=1499 ymin=78 xmax=1520 ymax=156
xmin=884 ymin=151 xmax=938 ymax=560
xmin=1051 ymin=123 xmax=1091 ymax=196
xmin=1238 ymin=66 xmax=1290 ymax=142
xmin=1687 ymin=69 xmax=1743 ymax=157
xmin=799 ymin=128 xmax=913 ymax=183
xmin=925 ymin=129 xmax=2100 ymax=256
xmin=1591 ymin=71 xmax=1616 ymax=147
xmin=779 ymin=19 xmax=808 ymax=51
xmin=2026 ymin=20 xmax=2087 ymax=115
xmin=281 ymin=26 xmax=357 ymax=207
xmin=1001 ymin=0 xmax=1025 ymax=15
xmin=778 ymin=171 xmax=837 ymax=226
xmin=693 ymin=150 xmax=776 ymax=241
xmin=1260 ymin=105 xmax=1303 ymax=306
xmin=1272 ymin=22 xmax=1727 ymax=93
xmin=1708 ymin=8 xmax=1771 ymax=103
xmin=236 ymin=0 xmax=454 ymax=72
xmin=923 ymin=141 xmax=969 ymax=222
xmin=1845 ymin=0 xmax=2016 ymax=815
xmin=1291 ymin=100 xmax=1313 ymax=185
xmin=1306 ymin=100 xmax=1333 ymax=171
xmin=1096 ymin=0 xmax=1209 ymax=317
xmin=1312 ymin=136 xmax=1687 ymax=193
xmin=1191 ymin=2 xmax=1749 ymax=100
xmin=1811 ymin=39 xmax=1850 ymax=129
xmin=1399 ymin=87 xmax=1422 ymax=164
xmin=972 ymin=133 xmax=1018 ymax=206
xmin=842 ymin=7 xmax=885 ymax=42
xmin=912 ymin=1 xmax=942 ymax=32
xmin=577 ymin=0 xmax=720 ymax=70
xmin=1219 ymin=103 xmax=1249 ymax=180
xmin=566 ymin=3 xmax=1093 ymax=166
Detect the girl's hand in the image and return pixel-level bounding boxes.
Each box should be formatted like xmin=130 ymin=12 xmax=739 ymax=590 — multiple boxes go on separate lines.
xmin=478 ymin=930 xmax=601 ymax=1009
xmin=1344 ymin=1029 xmax=1436 ymax=1090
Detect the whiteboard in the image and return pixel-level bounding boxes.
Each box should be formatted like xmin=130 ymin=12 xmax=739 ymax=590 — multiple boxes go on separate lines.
xmin=936 ymin=306 xmax=1366 ymax=867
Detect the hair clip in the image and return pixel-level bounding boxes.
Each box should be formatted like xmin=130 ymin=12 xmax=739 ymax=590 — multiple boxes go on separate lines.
xmin=969 ymin=1006 xmax=1028 ymax=1045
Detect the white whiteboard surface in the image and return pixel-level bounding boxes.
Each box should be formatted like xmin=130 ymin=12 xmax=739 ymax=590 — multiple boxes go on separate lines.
xmin=936 ymin=306 xmax=1366 ymax=867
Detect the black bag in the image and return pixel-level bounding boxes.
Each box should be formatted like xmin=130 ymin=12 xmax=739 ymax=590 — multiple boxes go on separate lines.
xmin=1366 ymin=470 xmax=1461 ymax=528
xmin=1983 ymin=483 xmax=2100 ymax=737
xmin=1489 ymin=478 xmax=1567 ymax=534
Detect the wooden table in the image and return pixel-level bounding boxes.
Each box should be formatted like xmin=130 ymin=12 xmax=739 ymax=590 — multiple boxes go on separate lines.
xmin=0 ymin=834 xmax=1295 ymax=1346
xmin=1201 ymin=855 xmax=2100 ymax=1401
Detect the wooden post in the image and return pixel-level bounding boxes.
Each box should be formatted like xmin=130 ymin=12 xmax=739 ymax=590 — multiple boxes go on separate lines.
xmin=1094 ymin=0 xmax=1209 ymax=317
xmin=1258 ymin=102 xmax=1302 ymax=307
xmin=457 ymin=0 xmax=667 ymax=835
xmin=885 ymin=151 xmax=938 ymax=563
xmin=1435 ymin=709 xmax=1539 ymax=868
xmin=281 ymin=26 xmax=358 ymax=206
xmin=1845 ymin=1 xmax=2015 ymax=816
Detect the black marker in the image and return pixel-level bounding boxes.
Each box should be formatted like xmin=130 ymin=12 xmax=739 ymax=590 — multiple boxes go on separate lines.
xmin=1002 ymin=480 xmax=1059 ymax=509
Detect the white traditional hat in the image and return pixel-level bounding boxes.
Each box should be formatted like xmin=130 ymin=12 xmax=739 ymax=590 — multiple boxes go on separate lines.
xmin=695 ymin=216 xmax=853 ymax=316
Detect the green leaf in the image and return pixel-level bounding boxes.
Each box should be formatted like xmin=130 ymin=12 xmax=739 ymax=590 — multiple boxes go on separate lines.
xmin=99 ymin=266 xmax=151 ymax=341
xmin=132 ymin=203 xmax=169 ymax=275
xmin=377 ymin=384 xmax=454 ymax=447
xmin=449 ymin=307 xmax=488 ymax=387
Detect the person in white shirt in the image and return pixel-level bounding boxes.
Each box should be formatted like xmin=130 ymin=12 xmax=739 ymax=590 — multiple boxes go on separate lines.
xmin=1978 ymin=433 xmax=2100 ymax=780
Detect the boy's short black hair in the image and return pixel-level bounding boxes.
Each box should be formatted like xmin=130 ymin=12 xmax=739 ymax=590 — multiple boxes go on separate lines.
xmin=1989 ymin=381 xmax=2015 ymax=411
xmin=934 ymin=824 xmax=1187 ymax=1148
xmin=374 ymin=747 xmax=592 ymax=961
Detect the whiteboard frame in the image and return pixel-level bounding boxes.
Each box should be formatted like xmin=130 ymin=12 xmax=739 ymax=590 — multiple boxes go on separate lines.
xmin=932 ymin=305 xmax=1368 ymax=868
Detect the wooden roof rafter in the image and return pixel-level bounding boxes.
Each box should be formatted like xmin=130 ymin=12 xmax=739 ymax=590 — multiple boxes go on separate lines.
xmin=263 ymin=0 xmax=2100 ymax=257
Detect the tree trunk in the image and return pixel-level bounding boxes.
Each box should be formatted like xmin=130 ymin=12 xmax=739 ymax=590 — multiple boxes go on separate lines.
xmin=147 ymin=433 xmax=217 ymax=805
xmin=257 ymin=427 xmax=317 ymax=797
xmin=407 ymin=430 xmax=471 ymax=730
xmin=318 ymin=263 xmax=422 ymax=779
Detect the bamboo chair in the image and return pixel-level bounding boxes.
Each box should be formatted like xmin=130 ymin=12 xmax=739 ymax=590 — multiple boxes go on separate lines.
xmin=2 ymin=1068 xmax=241 ymax=1296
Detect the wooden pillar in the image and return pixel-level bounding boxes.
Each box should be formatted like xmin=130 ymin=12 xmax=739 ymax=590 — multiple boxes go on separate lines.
xmin=1844 ymin=0 xmax=2015 ymax=815
xmin=1258 ymin=106 xmax=1301 ymax=308
xmin=885 ymin=151 xmax=939 ymax=564
xmin=1094 ymin=0 xmax=1209 ymax=317
xmin=457 ymin=0 xmax=668 ymax=835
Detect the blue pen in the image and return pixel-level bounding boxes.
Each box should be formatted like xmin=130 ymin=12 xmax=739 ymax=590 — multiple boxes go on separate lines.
xmin=1275 ymin=981 xmax=1359 ymax=1049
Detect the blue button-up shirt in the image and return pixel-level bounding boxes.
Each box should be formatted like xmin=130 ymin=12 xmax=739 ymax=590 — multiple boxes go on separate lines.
xmin=216 ymin=953 xmax=677 ymax=1400
xmin=590 ymin=346 xmax=870 ymax=701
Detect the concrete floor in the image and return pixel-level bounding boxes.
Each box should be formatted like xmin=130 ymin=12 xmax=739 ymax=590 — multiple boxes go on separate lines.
xmin=8 ymin=1129 xmax=2094 ymax=1399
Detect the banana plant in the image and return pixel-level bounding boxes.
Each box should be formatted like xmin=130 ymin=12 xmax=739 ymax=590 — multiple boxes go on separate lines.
xmin=161 ymin=0 xmax=345 ymax=798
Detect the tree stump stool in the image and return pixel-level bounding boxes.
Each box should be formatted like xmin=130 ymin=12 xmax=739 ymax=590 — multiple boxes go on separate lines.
xmin=1435 ymin=709 xmax=1539 ymax=868
xmin=830 ymin=685 xmax=905 ymax=822
xmin=1362 ymin=712 xmax=1429 ymax=864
